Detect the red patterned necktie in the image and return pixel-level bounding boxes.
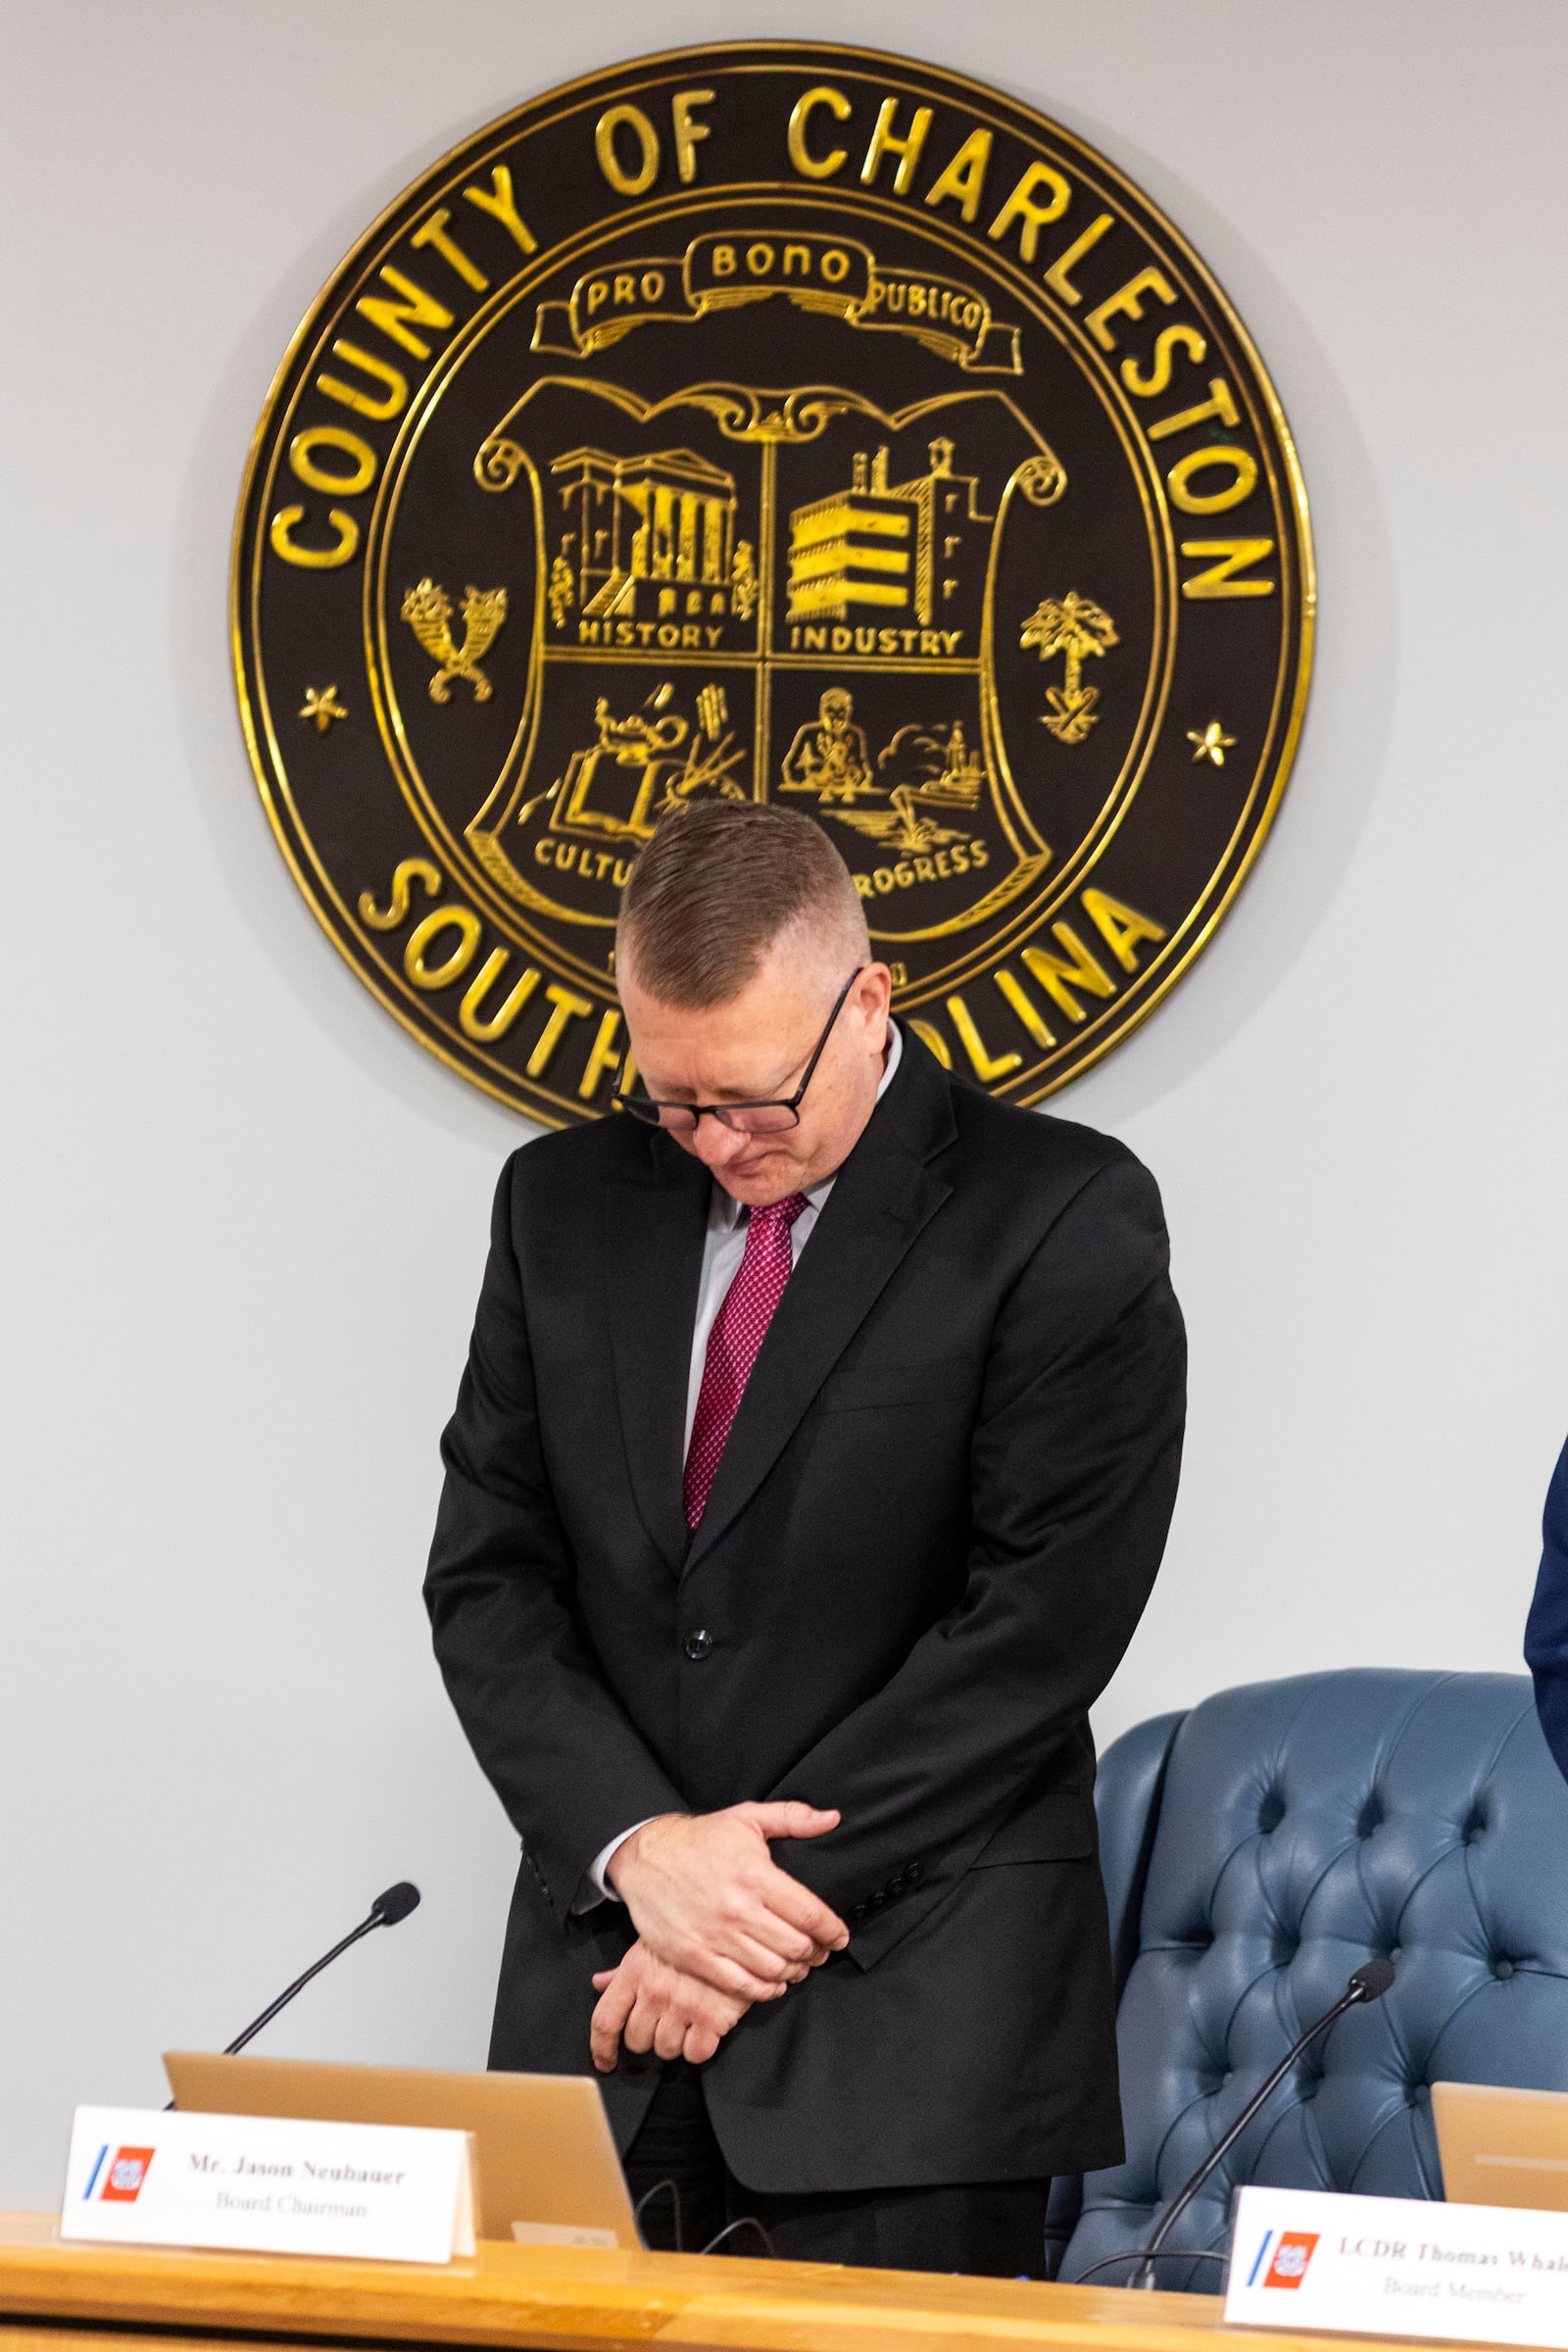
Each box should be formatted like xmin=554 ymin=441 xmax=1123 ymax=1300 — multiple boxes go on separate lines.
xmin=683 ymin=1194 xmax=809 ymax=1530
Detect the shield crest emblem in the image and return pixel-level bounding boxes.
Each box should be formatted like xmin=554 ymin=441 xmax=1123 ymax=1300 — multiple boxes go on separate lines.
xmin=450 ymin=372 xmax=1069 ymax=955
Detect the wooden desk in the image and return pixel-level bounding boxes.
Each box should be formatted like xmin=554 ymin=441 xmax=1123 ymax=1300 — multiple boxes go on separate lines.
xmin=0 ymin=2212 xmax=1420 ymax=2352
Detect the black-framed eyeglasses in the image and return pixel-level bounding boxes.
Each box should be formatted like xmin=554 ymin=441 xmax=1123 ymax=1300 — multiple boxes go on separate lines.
xmin=615 ymin=969 xmax=863 ymax=1134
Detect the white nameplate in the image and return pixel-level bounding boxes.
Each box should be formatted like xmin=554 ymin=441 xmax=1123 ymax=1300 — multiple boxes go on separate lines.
xmin=1227 ymin=2184 xmax=1568 ymax=2346
xmin=61 ymin=2107 xmax=475 ymax=2265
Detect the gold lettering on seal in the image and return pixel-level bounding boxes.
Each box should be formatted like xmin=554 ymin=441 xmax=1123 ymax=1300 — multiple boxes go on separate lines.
xmin=577 ymin=1009 xmax=625 ymax=1101
xmin=270 ymin=506 xmax=358 ymax=569
xmin=596 ymin=103 xmax=661 ymax=195
xmin=989 ymin=892 xmax=1166 ymax=1051
xmin=1081 ymin=890 xmax=1167 ymax=971
xmin=788 ymin=86 xmax=852 ymax=180
xmin=1044 ymin=214 xmax=1115 ymax=304
xmin=354 ymin=266 xmax=454 ymax=360
xmin=1121 ymin=324 xmax=1206 ymax=400
xmin=860 ymin=98 xmax=933 ymax=195
xmin=459 ymin=952 xmax=540 ymax=1042
xmin=1020 ymin=925 xmax=1116 ymax=1023
xmin=462 ymin=167 xmax=538 ymax=255
xmin=316 ymin=340 xmax=408 ymax=422
xmin=986 ymin=163 xmax=1071 ymax=261
xmin=288 ymin=426 xmax=376 ymax=497
xmin=671 ymin=89 xmax=714 ymax=183
xmin=1085 ymin=267 xmax=1177 ymax=352
xmin=274 ymin=427 xmax=372 ymax=580
xmin=360 ymin=858 xmax=441 ymax=930
xmin=526 ymin=983 xmax=594 ymax=1078
xmin=595 ymin=92 xmax=714 ymax=195
xmin=1147 ymin=378 xmax=1240 ymax=442
xmin=405 ymin=906 xmax=482 ymax=990
xmin=411 ymin=209 xmax=489 ymax=292
xmin=994 ymin=967 xmax=1056 ymax=1051
xmin=923 ymin=128 xmax=993 ymax=223
xmin=1167 ymin=446 xmax=1258 ymax=514
xmin=1180 ymin=538 xmax=1276 ymax=599
xmin=945 ymin=993 xmax=1022 ymax=1082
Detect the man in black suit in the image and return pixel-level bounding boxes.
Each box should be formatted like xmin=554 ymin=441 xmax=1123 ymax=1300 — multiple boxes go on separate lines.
xmin=425 ymin=801 xmax=1185 ymax=2275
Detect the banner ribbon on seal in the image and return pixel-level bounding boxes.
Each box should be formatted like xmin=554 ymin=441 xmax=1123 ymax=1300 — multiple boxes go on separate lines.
xmin=532 ymin=232 xmax=1022 ymax=375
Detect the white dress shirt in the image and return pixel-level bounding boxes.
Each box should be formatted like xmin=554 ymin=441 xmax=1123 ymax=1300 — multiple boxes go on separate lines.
xmin=576 ymin=1020 xmax=904 ymax=1909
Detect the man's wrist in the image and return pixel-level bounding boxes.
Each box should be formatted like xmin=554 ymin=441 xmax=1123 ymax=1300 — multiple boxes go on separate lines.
xmin=606 ymin=1811 xmax=680 ymax=1897
xmin=570 ymin=1818 xmax=665 ymax=1914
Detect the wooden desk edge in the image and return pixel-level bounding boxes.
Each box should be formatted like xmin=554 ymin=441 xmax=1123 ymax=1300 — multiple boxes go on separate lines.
xmin=0 ymin=2214 xmax=1448 ymax=2352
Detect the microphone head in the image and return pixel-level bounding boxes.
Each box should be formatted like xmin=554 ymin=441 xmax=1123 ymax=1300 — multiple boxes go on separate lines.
xmin=1349 ymin=1956 xmax=1396 ymax=2002
xmin=370 ymin=1881 xmax=420 ymax=1927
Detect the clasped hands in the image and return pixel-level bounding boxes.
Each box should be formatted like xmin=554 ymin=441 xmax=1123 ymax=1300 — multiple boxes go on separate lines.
xmin=589 ymin=1802 xmax=848 ymax=2071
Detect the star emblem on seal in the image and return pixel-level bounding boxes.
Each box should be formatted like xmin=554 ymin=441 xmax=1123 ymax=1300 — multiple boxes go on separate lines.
xmin=1187 ymin=721 xmax=1237 ymax=767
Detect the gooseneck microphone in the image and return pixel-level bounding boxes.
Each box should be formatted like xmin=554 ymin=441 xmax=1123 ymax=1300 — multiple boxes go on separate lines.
xmin=1127 ymin=1957 xmax=1396 ymax=2289
xmin=165 ymin=1883 xmax=420 ymax=2107
xmin=220 ymin=1882 xmax=422 ymax=2056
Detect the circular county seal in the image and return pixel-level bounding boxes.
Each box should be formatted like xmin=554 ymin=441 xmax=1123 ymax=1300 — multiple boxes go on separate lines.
xmin=234 ymin=41 xmax=1312 ymax=1125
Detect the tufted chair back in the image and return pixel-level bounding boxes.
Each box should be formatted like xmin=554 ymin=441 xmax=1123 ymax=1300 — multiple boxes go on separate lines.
xmin=1054 ymin=1670 xmax=1568 ymax=2291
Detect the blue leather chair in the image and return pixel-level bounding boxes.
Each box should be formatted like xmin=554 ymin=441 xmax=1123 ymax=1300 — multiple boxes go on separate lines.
xmin=1050 ymin=1670 xmax=1568 ymax=2290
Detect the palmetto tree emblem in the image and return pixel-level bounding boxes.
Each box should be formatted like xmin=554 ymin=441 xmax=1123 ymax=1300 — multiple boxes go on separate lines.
xmin=1019 ymin=592 xmax=1118 ymax=743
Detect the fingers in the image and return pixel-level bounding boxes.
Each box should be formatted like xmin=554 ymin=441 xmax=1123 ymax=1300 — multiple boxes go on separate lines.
xmin=704 ymin=1916 xmax=810 ymax=1978
xmin=621 ymin=1988 xmax=660 ymax=2057
xmin=641 ymin=1890 xmax=808 ymax=1987
xmin=613 ymin=1805 xmax=850 ymax=1991
xmin=687 ymin=1949 xmax=796 ymax=2003
xmin=642 ymin=1872 xmax=848 ymax=1983
xmin=754 ymin=1869 xmax=851 ymax=1952
xmin=741 ymin=1800 xmax=841 ymax=1841
xmin=652 ymin=2004 xmax=688 ymax=2060
xmin=730 ymin=1911 xmax=819 ymax=1968
xmin=713 ymin=1876 xmax=840 ymax=1967
xmin=634 ymin=1985 xmax=745 ymax=2061
xmin=590 ymin=1941 xmax=756 ymax=2078
xmin=728 ymin=1927 xmax=814 ymax=1984
xmin=589 ymin=1969 xmax=637 ymax=2073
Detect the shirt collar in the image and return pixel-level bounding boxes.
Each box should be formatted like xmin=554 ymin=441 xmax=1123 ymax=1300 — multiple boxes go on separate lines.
xmin=710 ymin=1019 xmax=903 ymax=1230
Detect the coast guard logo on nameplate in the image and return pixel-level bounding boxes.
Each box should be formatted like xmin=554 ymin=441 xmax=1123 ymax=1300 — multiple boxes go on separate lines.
xmin=95 ymin=2146 xmax=155 ymax=2202
xmin=234 ymin=42 xmax=1312 ymax=1125
xmin=1251 ymin=2229 xmax=1320 ymax=2288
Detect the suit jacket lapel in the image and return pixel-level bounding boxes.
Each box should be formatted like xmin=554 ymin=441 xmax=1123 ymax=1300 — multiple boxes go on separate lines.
xmin=686 ymin=1042 xmax=956 ymax=1571
xmin=605 ymin=1138 xmax=710 ymax=1576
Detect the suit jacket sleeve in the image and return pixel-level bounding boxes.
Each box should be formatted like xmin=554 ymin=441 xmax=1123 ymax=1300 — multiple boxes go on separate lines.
xmin=772 ymin=1151 xmax=1185 ymax=1967
xmin=1525 ymin=1434 xmax=1568 ymax=1785
xmin=423 ymin=1159 xmax=688 ymax=1914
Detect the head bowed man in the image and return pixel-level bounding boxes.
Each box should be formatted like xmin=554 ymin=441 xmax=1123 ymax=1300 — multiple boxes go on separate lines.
xmin=425 ymin=790 xmax=1186 ymax=2276
xmin=614 ymin=799 xmax=894 ymax=1206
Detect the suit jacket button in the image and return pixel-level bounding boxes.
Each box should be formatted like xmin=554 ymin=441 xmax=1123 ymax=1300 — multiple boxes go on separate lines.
xmin=683 ymin=1629 xmax=714 ymax=1661
xmin=849 ymin=1902 xmax=869 ymax=1924
xmin=906 ymin=1860 xmax=925 ymax=1885
xmin=869 ymin=1889 xmax=889 ymax=1909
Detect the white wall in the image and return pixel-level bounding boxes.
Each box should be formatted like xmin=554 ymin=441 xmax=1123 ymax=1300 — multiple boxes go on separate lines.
xmin=2 ymin=0 xmax=1564 ymax=2209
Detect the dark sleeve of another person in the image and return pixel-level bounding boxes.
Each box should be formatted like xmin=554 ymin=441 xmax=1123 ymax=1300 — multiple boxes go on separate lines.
xmin=1525 ymin=1433 xmax=1568 ymax=1785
